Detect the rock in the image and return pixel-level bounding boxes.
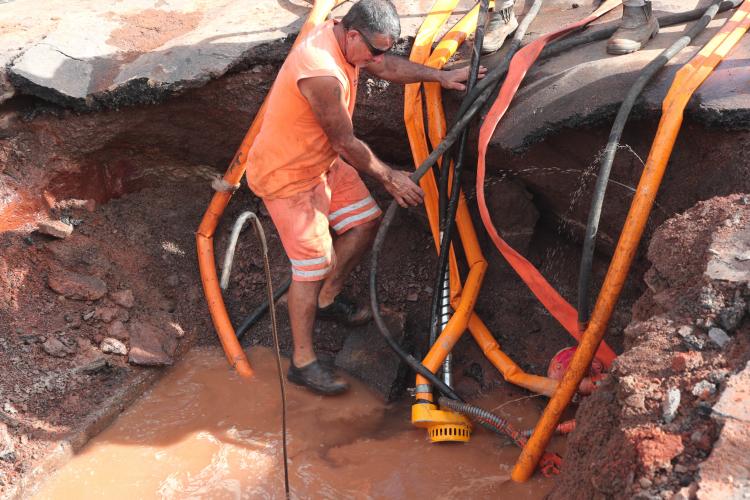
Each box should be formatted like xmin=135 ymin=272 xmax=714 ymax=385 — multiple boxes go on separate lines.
xmin=42 ymin=337 xmax=73 ymax=358
xmin=708 ymin=327 xmax=731 ymax=348
xmin=671 ymin=483 xmax=697 ymax=500
xmin=37 ymin=219 xmax=73 ymax=239
xmin=712 ymin=359 xmax=750 ymax=422
xmin=671 ymin=352 xmax=702 ymax=372
xmin=100 ymin=337 xmax=127 ymax=356
xmin=406 ymin=291 xmax=419 ymax=302
xmin=163 ymin=321 xmax=185 ymax=339
xmin=718 ymin=296 xmax=746 ymax=332
xmin=78 ymin=357 xmax=108 ymax=374
xmin=48 ymin=268 xmax=107 ymax=301
xmin=107 ymin=320 xmax=129 ymax=341
xmin=93 ymin=306 xmax=118 ymax=323
xmin=692 ymin=380 xmax=717 ymax=399
xmin=662 ymin=388 xmax=681 ymax=424
xmin=128 ymin=321 xmax=178 ymax=366
xmin=639 ymin=477 xmax=653 ymax=489
xmin=335 ymin=309 xmax=408 ymax=401
xmin=0 ymin=423 xmax=15 ymax=463
xmin=683 ymin=334 xmax=705 ymax=351
xmin=110 ymin=289 xmax=135 ymax=309
xmin=677 ymin=325 xmax=695 ymax=338
xmin=636 ymin=429 xmax=684 ymax=473
xmin=625 ymin=393 xmax=646 ymax=411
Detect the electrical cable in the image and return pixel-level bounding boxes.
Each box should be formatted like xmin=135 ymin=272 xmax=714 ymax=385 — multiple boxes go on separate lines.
xmin=231 ymin=211 xmax=290 ymax=498
xmin=576 ymin=0 xmax=731 ymax=324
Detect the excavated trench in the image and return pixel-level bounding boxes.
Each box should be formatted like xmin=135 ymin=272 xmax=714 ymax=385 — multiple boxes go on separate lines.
xmin=1 ymin=47 xmax=749 ymax=499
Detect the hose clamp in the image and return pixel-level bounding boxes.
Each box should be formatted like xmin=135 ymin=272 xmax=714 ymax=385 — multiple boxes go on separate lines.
xmin=414 ymin=384 xmax=432 ymax=394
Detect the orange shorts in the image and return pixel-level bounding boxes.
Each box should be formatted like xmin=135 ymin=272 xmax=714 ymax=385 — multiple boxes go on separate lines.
xmin=263 ymin=159 xmax=382 ymax=282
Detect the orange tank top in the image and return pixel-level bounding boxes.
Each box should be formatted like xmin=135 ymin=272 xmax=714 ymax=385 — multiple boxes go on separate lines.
xmin=245 ymin=20 xmax=359 ymax=199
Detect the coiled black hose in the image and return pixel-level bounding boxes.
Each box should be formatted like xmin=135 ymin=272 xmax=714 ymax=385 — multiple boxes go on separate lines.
xmin=576 ymin=0 xmax=733 ymax=325
xmin=438 ymin=396 xmax=528 ymax=448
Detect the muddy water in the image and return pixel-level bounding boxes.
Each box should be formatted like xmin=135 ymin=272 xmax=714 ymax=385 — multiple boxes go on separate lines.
xmin=35 ymin=347 xmax=561 ymax=499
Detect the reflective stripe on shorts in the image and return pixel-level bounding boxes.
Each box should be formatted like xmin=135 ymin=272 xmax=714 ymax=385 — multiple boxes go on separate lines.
xmin=289 ymin=256 xmax=331 ymax=280
xmin=328 ymin=195 xmax=381 ymax=233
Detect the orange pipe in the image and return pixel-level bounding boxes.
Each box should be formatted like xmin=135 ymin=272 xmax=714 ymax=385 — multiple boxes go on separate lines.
xmin=416 ymin=261 xmax=487 ymax=378
xmin=196 ymin=0 xmax=345 ymax=377
xmin=512 ymin=2 xmax=750 ymax=482
xmin=467 ymin=313 xmax=559 ymax=396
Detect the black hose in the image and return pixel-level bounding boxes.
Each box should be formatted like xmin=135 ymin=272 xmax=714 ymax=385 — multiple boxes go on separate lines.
xmin=449 ymin=0 xmax=742 ymax=155
xmin=236 ymin=276 xmax=291 ymax=340
xmin=576 ymin=0 xmax=728 ymax=325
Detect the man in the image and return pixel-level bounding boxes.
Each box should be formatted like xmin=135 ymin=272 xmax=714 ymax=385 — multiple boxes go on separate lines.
xmin=481 ymin=0 xmax=659 ymax=56
xmin=246 ymin=0 xmax=482 ymax=395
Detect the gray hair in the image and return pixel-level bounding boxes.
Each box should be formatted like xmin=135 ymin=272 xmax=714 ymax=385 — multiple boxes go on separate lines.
xmin=341 ymin=0 xmax=401 ymax=41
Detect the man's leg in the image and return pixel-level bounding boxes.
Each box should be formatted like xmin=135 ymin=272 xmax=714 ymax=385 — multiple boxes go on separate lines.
xmin=318 ymin=218 xmax=378 ymax=307
xmin=264 ymin=187 xmax=349 ymax=395
xmin=288 ymin=280 xmax=323 ymax=367
xmin=315 ymin=159 xmax=382 ymax=325
xmin=607 ymin=0 xmax=659 ymax=55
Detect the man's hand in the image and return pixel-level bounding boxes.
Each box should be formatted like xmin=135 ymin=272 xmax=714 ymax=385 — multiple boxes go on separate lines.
xmin=384 ymin=169 xmax=424 ymax=208
xmin=439 ymin=65 xmax=488 ymax=91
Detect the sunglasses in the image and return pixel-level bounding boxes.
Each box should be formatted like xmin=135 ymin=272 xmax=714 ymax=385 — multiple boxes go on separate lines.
xmin=356 ymin=31 xmax=391 ymax=57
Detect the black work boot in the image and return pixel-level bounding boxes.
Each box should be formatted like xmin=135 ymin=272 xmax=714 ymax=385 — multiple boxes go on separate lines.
xmin=481 ymin=1 xmax=518 ymax=54
xmin=287 ymin=360 xmax=349 ymax=395
xmin=607 ymin=1 xmax=659 ymax=55
xmin=317 ymin=294 xmax=372 ymax=326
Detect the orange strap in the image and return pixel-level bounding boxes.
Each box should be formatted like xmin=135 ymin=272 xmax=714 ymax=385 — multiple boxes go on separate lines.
xmin=476 ymin=0 xmax=621 ymax=366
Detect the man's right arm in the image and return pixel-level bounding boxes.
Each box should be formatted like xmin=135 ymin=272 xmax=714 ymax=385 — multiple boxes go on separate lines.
xmin=297 ymin=75 xmax=423 ymax=208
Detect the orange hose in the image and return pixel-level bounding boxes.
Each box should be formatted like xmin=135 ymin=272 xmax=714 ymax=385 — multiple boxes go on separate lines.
xmin=408 ymin=1 xmax=560 ymax=402
xmin=475 ymin=0 xmax=622 ymax=368
xmin=512 ymin=1 xmax=750 ymax=482
xmin=196 ymin=0 xmax=345 ymax=377
xmin=407 ymin=0 xmax=474 ymax=401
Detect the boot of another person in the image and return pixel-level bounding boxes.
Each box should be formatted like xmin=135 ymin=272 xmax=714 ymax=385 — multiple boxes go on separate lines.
xmin=607 ymin=2 xmax=660 ymax=55
xmin=287 ymin=360 xmax=349 ymax=395
xmin=481 ymin=5 xmax=519 ymax=54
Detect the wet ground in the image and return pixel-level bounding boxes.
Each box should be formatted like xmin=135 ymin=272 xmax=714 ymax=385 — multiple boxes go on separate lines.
xmin=34 ymin=347 xmax=561 ymax=499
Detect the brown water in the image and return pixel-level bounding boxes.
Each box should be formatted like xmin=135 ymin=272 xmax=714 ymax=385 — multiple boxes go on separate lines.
xmin=35 ymin=347 xmax=560 ymax=499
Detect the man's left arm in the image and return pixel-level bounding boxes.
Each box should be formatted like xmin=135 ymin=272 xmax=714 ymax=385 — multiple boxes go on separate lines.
xmin=365 ymin=54 xmax=486 ymax=91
